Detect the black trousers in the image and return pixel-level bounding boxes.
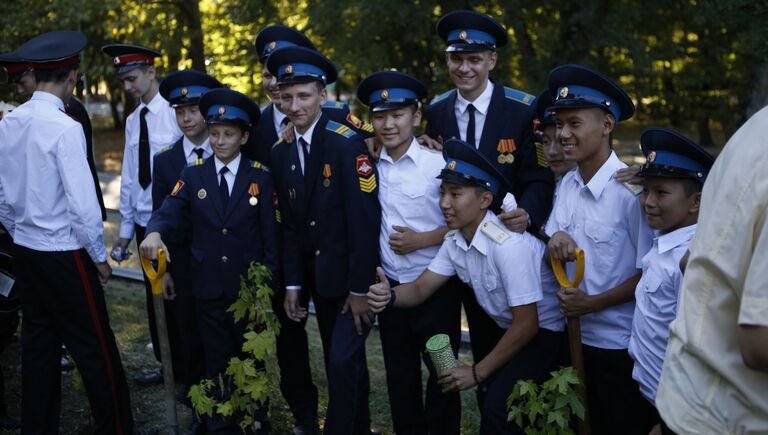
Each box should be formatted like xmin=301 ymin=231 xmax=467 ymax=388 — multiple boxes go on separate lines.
xmin=583 ymin=344 xmax=657 ymax=435
xmin=135 ymin=225 xmax=184 ymax=379
xmin=166 ymin=241 xmax=205 ymax=392
xmin=378 ymin=276 xmax=462 ymax=435
xmin=461 ymin=283 xmax=564 ymax=435
xmin=14 ymin=245 xmax=133 ymax=434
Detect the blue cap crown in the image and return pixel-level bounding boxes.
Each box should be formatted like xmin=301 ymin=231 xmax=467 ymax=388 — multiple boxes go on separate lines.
xmin=443 ymin=158 xmax=501 ymax=194
xmin=638 ymin=127 xmax=715 ymax=183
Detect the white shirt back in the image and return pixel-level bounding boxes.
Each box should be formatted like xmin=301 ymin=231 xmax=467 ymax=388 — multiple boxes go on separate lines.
xmin=0 ymin=91 xmax=107 ymax=263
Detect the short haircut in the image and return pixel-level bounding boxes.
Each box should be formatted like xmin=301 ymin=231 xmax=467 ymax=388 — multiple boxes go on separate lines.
xmin=681 ymin=178 xmax=703 ymax=196
xmin=34 ymin=63 xmax=78 ymax=84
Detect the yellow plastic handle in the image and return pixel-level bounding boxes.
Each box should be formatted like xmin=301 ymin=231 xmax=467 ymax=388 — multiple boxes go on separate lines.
xmin=140 ymin=249 xmax=167 ymax=295
xmin=551 ymin=248 xmax=585 ymax=288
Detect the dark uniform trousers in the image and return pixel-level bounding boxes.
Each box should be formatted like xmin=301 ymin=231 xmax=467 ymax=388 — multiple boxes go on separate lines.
xmin=13 ymin=245 xmax=133 ymax=434
xmin=378 ymin=276 xmax=462 ymax=435
xmin=135 ymin=224 xmax=185 ymax=380
xmin=461 ymin=284 xmax=564 ymax=435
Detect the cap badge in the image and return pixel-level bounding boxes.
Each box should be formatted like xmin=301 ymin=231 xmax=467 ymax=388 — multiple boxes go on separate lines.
xmin=269 ymin=41 xmax=276 ymax=50
xmin=285 ymin=65 xmax=293 ymax=74
xmin=447 ymin=160 xmax=457 ymax=170
xmin=113 ymin=57 xmax=120 ymax=65
xmin=697 ymin=172 xmax=703 ymax=178
xmin=648 ymin=151 xmax=656 ymax=162
xmin=458 ymin=31 xmax=468 ymax=41
xmin=181 ymin=87 xmax=188 ymax=96
xmin=380 ymin=89 xmax=389 ymax=100
xmin=218 ymin=106 xmax=226 ymax=115
xmin=559 ymin=87 xmax=569 ymax=99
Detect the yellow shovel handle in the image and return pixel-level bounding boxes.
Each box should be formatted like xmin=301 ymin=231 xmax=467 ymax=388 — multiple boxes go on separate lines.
xmin=140 ymin=249 xmax=167 ymax=295
xmin=551 ymin=248 xmax=585 ymax=288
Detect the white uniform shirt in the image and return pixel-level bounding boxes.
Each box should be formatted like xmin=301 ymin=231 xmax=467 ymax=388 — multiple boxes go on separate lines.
xmin=429 ymin=211 xmax=564 ymax=331
xmin=273 ymin=104 xmax=289 ymax=137
xmin=628 ymin=224 xmax=694 ymax=402
xmin=119 ymin=92 xmax=182 ymax=239
xmin=213 ymin=153 xmax=240 ymax=196
xmin=455 ymin=80 xmax=493 ymax=147
xmin=0 ymin=91 xmax=107 ymax=263
xmin=182 ymin=136 xmax=212 ymax=164
xmin=294 ymin=114 xmax=321 ymax=175
xmin=545 ymin=151 xmax=653 ymax=349
xmin=378 ymin=139 xmax=445 ymax=283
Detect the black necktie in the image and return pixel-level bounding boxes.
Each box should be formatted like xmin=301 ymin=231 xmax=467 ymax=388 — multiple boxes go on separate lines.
xmin=193 ymin=148 xmax=204 ymax=161
xmin=299 ymin=137 xmax=310 ymax=174
xmin=139 ymin=107 xmax=151 ymax=189
xmin=280 ymin=117 xmax=290 ymax=127
xmin=466 ymin=103 xmax=476 ymax=147
xmin=219 ymin=166 xmax=230 ymax=210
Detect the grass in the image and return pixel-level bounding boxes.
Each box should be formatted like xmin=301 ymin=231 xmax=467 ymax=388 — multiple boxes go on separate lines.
xmin=0 ymin=277 xmax=481 ymax=434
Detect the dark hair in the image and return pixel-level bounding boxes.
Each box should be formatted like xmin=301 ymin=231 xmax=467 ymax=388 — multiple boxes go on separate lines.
xmin=681 ymin=178 xmax=703 ymax=196
xmin=314 ymin=80 xmax=324 ymax=92
xmin=34 ymin=63 xmax=78 ymax=84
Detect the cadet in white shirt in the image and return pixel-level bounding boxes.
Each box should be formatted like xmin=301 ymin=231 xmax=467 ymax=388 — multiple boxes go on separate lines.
xmin=545 ymin=65 xmax=653 ymax=434
xmin=0 ymin=31 xmax=133 ymax=434
xmin=102 ymin=43 xmax=183 ymax=385
xmin=369 ymin=139 xmax=564 ymax=435
xmin=626 ymin=128 xmax=714 ymax=433
xmin=357 ymin=71 xmax=463 ymax=434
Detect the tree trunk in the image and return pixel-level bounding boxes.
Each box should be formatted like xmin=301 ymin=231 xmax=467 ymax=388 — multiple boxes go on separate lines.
xmin=697 ymin=115 xmax=714 ymax=148
xmin=179 ymin=0 xmax=206 ymax=72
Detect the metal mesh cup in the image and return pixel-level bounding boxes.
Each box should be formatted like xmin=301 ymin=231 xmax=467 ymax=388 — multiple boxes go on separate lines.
xmin=426 ymin=334 xmax=458 ymax=374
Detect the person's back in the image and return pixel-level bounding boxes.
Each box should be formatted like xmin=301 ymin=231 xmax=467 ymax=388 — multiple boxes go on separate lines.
xmin=657 ymin=106 xmax=768 ymax=433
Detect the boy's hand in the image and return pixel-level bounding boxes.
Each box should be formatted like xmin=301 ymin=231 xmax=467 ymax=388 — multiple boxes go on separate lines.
xmin=365 ymin=137 xmax=381 ymax=162
xmin=557 ymin=287 xmax=596 ymax=317
xmin=95 ymin=262 xmax=112 ymax=286
xmin=389 ymin=226 xmax=423 ymax=255
xmin=367 ymin=267 xmax=391 ymax=313
xmin=284 ymin=290 xmax=308 ymax=322
xmin=417 ymin=134 xmax=442 ymax=151
xmin=437 ymin=364 xmax=476 ymax=392
xmin=139 ymin=232 xmax=170 ymax=262
xmin=548 ymin=231 xmax=578 ymax=262
xmin=498 ymin=208 xmax=529 ymax=233
xmin=342 ymin=294 xmax=373 ymax=335
xmin=614 ymin=164 xmax=642 ymax=185
xmin=162 ymin=273 xmax=176 ymax=300
xmin=280 ymin=122 xmax=296 ymax=142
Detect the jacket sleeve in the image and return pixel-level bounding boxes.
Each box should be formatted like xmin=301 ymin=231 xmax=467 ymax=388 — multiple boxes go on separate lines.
xmin=152 ymin=154 xmax=170 ymax=212
xmin=271 ymin=146 xmax=303 ymax=290
xmin=256 ymin=170 xmax=279 ymax=287
xmin=146 ymin=169 xmax=191 ymax=238
xmin=340 ymin=136 xmax=381 ymax=295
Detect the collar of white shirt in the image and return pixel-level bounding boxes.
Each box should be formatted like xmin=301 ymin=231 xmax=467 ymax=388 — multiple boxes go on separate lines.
xmin=295 ymin=113 xmax=322 ymax=150
xmin=214 ymin=152 xmax=241 ymax=177
xmin=455 ymin=80 xmax=494 ymax=116
xmin=139 ymin=91 xmax=167 ymax=115
xmin=183 ymin=136 xmax=211 ymax=161
xmin=273 ymin=104 xmax=288 ymax=125
xmin=31 ymin=91 xmax=65 ymax=111
xmin=656 ymin=224 xmax=696 ymax=254
xmin=572 ymin=151 xmax=625 ymax=200
xmin=379 ymin=137 xmax=421 ymax=165
xmin=451 ymin=210 xmax=498 ymax=256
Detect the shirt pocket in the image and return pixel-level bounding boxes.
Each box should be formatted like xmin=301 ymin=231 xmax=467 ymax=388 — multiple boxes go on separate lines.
xmin=482 ymin=270 xmax=501 ymax=293
xmin=584 ymin=221 xmax=618 ymax=271
xmin=400 ymin=181 xmax=428 ymax=218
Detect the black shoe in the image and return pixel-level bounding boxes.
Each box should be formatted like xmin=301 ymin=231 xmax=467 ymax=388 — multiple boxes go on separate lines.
xmin=181 ymin=421 xmax=205 ymax=435
xmin=137 ymin=427 xmax=159 ymax=435
xmin=0 ymin=415 xmax=20 ymax=430
xmin=134 ymin=368 xmax=163 ymax=386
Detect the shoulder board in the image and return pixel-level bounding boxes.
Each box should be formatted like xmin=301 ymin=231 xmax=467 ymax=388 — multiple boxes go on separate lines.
xmin=622 ymin=181 xmax=643 ymax=196
xmin=480 ymin=220 xmax=511 ymax=244
xmin=249 ymin=160 xmax=270 ymax=171
xmin=185 ymin=158 xmax=205 ymax=168
xmin=429 ymin=89 xmax=455 ymax=106
xmin=420 ymin=144 xmax=442 ymax=154
xmin=271 ymin=138 xmax=284 ymax=150
xmin=323 ymin=101 xmax=347 ymax=110
xmin=156 ymin=143 xmax=176 ymax=155
xmin=503 ymin=87 xmax=536 ymax=106
xmin=326 ymin=120 xmax=356 ymax=139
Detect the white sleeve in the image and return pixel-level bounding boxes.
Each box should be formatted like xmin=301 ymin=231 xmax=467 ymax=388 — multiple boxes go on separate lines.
xmin=498 ymin=239 xmax=543 ymax=307
xmin=57 ymin=124 xmax=107 ymax=263
xmin=627 ymin=193 xmax=653 ymax=269
xmin=0 ymin=180 xmax=15 ymax=236
xmin=119 ymin=119 xmax=136 ymax=239
xmin=427 ymin=240 xmax=456 ymax=277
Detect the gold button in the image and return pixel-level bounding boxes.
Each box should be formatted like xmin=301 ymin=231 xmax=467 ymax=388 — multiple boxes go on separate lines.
xmin=222 ymin=228 xmax=228 ymax=235
xmin=315 ymin=250 xmax=320 ymax=256
xmin=309 ymin=221 xmax=316 ymax=227
xmin=222 ymin=256 xmax=228 ymax=263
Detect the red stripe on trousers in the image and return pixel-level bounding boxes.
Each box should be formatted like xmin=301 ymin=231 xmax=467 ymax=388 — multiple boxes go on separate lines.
xmin=72 ymin=251 xmax=124 ymax=435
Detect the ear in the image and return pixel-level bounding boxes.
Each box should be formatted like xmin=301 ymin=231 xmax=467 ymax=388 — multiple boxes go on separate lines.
xmin=602 ymin=112 xmax=616 ymax=136
xmin=239 ymin=130 xmax=250 ymax=146
xmin=146 ymin=66 xmax=157 ymax=80
xmin=320 ymin=87 xmax=328 ymax=105
xmin=411 ymin=108 xmax=422 ymax=127
xmin=479 ymin=190 xmax=493 ymax=210
xmin=67 ymin=68 xmax=79 ymax=85
xmin=488 ymin=51 xmax=497 ymax=71
xmin=688 ymin=191 xmax=702 ymax=214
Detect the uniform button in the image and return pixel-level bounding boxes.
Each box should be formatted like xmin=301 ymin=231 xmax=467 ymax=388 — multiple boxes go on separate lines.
xmin=315 ymin=250 xmax=320 ymax=256
xmin=222 ymin=228 xmax=228 ymax=235
xmin=309 ymin=220 xmax=316 ymax=227
xmin=222 ymin=256 xmax=228 ymax=263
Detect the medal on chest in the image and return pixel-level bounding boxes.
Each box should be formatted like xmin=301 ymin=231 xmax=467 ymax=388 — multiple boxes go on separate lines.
xmin=248 ymin=183 xmax=259 ymax=206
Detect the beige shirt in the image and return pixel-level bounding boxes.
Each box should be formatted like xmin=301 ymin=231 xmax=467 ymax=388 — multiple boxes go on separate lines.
xmin=656 ymin=106 xmax=768 ymax=433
